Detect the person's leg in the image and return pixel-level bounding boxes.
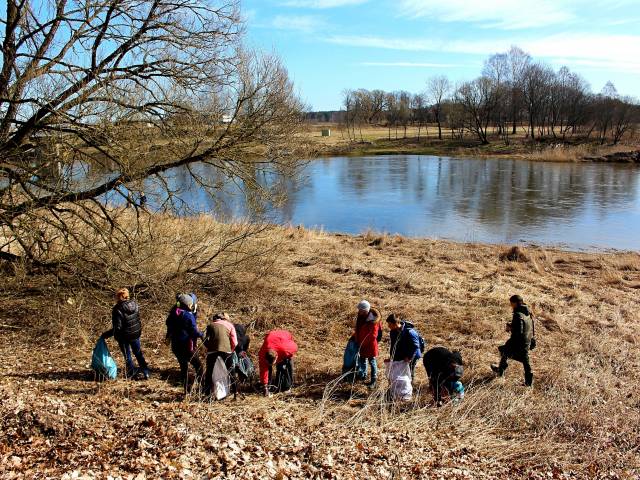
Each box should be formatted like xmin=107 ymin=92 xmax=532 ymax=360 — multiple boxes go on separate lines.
xmin=225 ymin=353 xmax=238 ymax=398
xmin=522 ymin=351 xmax=533 ymax=386
xmin=492 ymin=344 xmax=509 ymax=376
xmin=190 ymin=352 xmax=204 ymax=390
xmin=356 ymin=356 xmax=367 ymax=380
xmin=130 ymin=338 xmax=149 ymax=378
xmin=119 ymin=341 xmax=135 ymax=377
xmin=409 ymin=358 xmax=417 ymax=382
xmin=204 ymin=352 xmax=217 ymax=396
xmin=367 ymin=358 xmax=378 ymax=386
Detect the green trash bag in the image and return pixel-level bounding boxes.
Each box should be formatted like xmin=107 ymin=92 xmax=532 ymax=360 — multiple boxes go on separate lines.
xmin=91 ymin=337 xmax=118 ymax=380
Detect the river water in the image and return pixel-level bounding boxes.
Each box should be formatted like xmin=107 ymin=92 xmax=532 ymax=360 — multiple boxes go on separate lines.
xmin=109 ymin=155 xmax=640 ymax=251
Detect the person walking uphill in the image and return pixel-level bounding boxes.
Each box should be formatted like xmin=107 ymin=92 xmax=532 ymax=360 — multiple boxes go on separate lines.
xmin=354 ymin=300 xmax=382 ymax=387
xmin=203 ymin=312 xmax=238 ymax=397
xmin=491 ymin=294 xmax=535 ymax=386
xmin=166 ymin=293 xmax=204 ymax=392
xmin=103 ymin=288 xmax=149 ymax=379
xmin=258 ymin=330 xmax=298 ymax=396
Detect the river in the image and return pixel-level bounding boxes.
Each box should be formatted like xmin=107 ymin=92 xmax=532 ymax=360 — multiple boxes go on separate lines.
xmin=107 ymin=155 xmax=640 ymax=251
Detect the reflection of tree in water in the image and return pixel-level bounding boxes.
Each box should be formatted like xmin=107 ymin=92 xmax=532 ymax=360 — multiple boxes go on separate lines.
xmin=433 ymin=160 xmax=639 ymax=228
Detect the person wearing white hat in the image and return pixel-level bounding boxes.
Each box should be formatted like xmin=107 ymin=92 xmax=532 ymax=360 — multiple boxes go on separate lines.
xmin=354 ymin=300 xmax=382 ymax=387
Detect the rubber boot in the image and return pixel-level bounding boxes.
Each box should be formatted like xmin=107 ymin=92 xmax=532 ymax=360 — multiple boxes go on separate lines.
xmin=524 ymin=372 xmax=533 ymax=387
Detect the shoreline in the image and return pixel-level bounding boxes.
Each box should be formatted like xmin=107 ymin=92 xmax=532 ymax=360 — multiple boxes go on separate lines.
xmin=305 ymin=128 xmax=640 ymax=164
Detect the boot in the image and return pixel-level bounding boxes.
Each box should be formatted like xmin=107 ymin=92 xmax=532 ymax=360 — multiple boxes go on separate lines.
xmin=491 ymin=364 xmax=504 ymax=377
xmin=524 ymin=373 xmax=533 ymax=387
xmin=365 ymin=377 xmax=377 ymax=388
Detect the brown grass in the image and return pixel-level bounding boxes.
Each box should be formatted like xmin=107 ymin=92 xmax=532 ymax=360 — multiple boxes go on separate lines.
xmin=1 ymin=222 xmax=639 ymax=478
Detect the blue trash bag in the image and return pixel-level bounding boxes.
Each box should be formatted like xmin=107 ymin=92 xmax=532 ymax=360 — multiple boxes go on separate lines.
xmin=342 ymin=337 xmax=359 ymax=375
xmin=91 ymin=337 xmax=118 ymax=380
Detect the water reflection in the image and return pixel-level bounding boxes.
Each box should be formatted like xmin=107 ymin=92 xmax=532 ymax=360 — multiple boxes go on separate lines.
xmin=286 ymin=156 xmax=640 ymax=250
xmin=101 ymin=155 xmax=639 ymax=250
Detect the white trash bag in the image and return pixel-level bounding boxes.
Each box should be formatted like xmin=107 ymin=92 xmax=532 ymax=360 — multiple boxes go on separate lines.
xmin=212 ymin=357 xmax=230 ymax=400
xmin=386 ymin=360 xmax=412 ymax=401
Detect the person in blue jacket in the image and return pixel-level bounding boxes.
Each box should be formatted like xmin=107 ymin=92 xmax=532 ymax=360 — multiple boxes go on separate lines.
xmin=166 ymin=293 xmax=203 ymax=392
xmin=386 ymin=314 xmax=422 ymax=376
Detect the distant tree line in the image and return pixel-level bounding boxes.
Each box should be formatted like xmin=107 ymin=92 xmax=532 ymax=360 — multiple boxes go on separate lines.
xmin=339 ymin=46 xmax=640 ymax=145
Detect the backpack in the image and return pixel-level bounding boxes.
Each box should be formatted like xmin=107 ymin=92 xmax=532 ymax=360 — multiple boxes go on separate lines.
xmin=418 ymin=335 xmax=426 ymax=354
xmin=91 ymin=337 xmax=118 ymax=381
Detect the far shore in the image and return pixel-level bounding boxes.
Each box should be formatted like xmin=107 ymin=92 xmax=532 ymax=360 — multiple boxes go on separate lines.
xmin=305 ymin=123 xmax=640 ymax=163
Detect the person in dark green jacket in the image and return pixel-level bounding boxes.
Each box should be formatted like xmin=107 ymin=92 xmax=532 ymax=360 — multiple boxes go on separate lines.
xmin=491 ymin=295 xmax=535 ymax=386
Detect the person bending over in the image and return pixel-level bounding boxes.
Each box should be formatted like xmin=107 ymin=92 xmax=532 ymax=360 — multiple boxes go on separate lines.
xmin=258 ymin=330 xmax=298 ymax=396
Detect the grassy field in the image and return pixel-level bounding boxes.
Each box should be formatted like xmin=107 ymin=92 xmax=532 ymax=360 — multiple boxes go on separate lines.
xmin=1 ymin=220 xmax=639 ymax=478
xmin=306 ymin=123 xmax=640 ymax=162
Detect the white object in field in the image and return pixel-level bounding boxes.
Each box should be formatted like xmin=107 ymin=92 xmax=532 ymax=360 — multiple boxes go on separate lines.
xmin=213 ymin=357 xmax=230 ymax=400
xmin=321 ymin=129 xmax=331 ymax=137
xmin=387 ymin=360 xmax=412 ymax=401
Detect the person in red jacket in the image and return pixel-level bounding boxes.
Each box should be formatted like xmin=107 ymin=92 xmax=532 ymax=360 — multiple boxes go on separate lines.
xmin=354 ymin=300 xmax=382 ymax=387
xmin=258 ymin=330 xmax=298 ymax=396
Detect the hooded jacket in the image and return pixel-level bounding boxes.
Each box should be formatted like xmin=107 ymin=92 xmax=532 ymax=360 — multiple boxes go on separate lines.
xmin=234 ymin=323 xmax=250 ymax=353
xmin=507 ymin=304 xmax=533 ymax=351
xmin=389 ymin=321 xmax=422 ymax=362
xmin=166 ymin=305 xmax=203 ymax=351
xmin=354 ymin=308 xmax=382 ymax=358
xmin=108 ymin=300 xmax=142 ymax=343
xmin=258 ymin=330 xmax=298 ymax=386
xmin=423 ymin=346 xmax=462 ymax=383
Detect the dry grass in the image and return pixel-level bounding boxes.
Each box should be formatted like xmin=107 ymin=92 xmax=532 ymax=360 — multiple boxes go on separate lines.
xmin=1 ymin=224 xmax=639 ymax=478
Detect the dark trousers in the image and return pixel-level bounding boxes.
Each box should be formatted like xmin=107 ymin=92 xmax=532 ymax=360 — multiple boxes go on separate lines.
xmin=172 ymin=344 xmax=203 ymax=392
xmin=204 ymin=351 xmax=237 ymax=397
xmin=118 ymin=338 xmax=148 ymax=377
xmin=268 ymin=358 xmax=294 ymax=393
xmin=498 ymin=343 xmax=533 ymax=386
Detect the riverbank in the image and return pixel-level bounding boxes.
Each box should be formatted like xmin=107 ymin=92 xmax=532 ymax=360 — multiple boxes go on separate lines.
xmin=1 ymin=226 xmax=639 ymax=478
xmin=306 ymin=124 xmax=640 ymax=163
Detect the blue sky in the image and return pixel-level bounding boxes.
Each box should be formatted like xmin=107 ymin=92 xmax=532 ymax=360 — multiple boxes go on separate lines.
xmin=242 ymin=0 xmax=640 ymax=111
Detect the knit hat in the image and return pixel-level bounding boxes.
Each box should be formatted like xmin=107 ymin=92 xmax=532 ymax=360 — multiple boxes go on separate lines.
xmin=357 ymin=300 xmax=371 ymax=312
xmin=177 ymin=293 xmax=194 ymax=310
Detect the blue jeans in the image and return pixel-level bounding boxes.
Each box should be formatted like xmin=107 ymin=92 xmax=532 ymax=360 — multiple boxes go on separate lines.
xmin=357 ymin=357 xmax=378 ymax=382
xmin=118 ymin=338 xmax=149 ymax=377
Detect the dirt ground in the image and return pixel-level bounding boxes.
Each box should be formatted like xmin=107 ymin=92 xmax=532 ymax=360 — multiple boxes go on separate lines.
xmin=1 ymin=229 xmax=639 ymax=479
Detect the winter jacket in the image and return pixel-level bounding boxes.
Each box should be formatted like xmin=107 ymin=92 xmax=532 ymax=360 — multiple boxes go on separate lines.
xmin=205 ymin=319 xmax=238 ymax=353
xmin=258 ymin=330 xmax=298 ymax=386
xmin=423 ymin=347 xmax=463 ymax=382
xmin=105 ymin=300 xmax=142 ymax=343
xmin=389 ymin=321 xmax=422 ymax=362
xmin=234 ymin=323 xmax=250 ymax=353
xmin=507 ymin=304 xmax=533 ymax=352
xmin=166 ymin=306 xmax=203 ymax=351
xmin=354 ymin=308 xmax=382 ymax=358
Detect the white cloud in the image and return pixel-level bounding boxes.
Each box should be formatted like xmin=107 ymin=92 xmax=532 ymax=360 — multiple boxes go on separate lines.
xmin=397 ymin=0 xmax=575 ymax=29
xmin=272 ymin=14 xmax=326 ymax=32
xmin=326 ymin=33 xmax=640 ymax=74
xmin=360 ymin=62 xmax=462 ymax=68
xmin=280 ymin=0 xmax=368 ymax=8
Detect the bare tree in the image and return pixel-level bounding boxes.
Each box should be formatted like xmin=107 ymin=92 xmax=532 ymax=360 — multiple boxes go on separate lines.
xmin=427 ymin=75 xmax=450 ymax=140
xmin=456 ymin=77 xmax=500 ymax=145
xmin=1 ymin=0 xmax=305 ymax=278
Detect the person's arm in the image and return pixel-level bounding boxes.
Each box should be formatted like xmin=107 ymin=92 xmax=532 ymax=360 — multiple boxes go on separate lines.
xmin=229 ymin=324 xmax=238 ymax=352
xmin=405 ymin=331 xmax=421 ymax=362
xmin=186 ymin=313 xmax=203 ymax=339
xmin=111 ymin=306 xmax=122 ymax=337
xmin=258 ymin=352 xmax=270 ymax=389
xmin=511 ymin=313 xmax=524 ymax=340
xmin=102 ymin=329 xmax=114 ymax=339
xmin=376 ymin=324 xmax=383 ymax=342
